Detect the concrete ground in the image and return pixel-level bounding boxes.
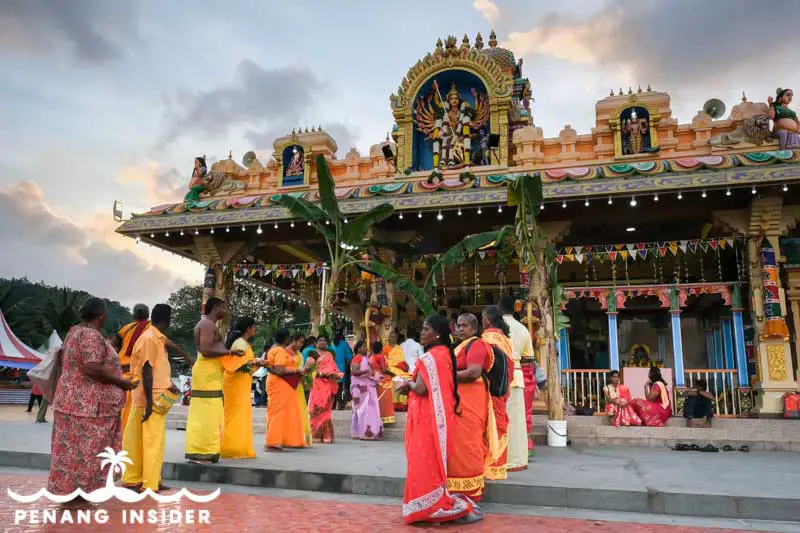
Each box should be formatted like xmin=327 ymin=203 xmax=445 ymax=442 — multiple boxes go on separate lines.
xmin=1 ymin=419 xmax=799 ymax=524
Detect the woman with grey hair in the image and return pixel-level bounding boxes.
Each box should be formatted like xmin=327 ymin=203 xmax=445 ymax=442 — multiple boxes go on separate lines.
xmin=48 ymin=297 xmax=137 ymax=500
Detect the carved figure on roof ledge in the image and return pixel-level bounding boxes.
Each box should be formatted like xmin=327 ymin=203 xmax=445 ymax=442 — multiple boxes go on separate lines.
xmin=184 ymin=156 xmax=209 ymax=203
xmin=709 ymin=115 xmax=772 ymax=147
xmin=768 ymin=87 xmax=800 ymax=149
xmin=204 ymin=172 xmax=245 ymax=195
xmin=286 ymin=149 xmax=304 ymax=176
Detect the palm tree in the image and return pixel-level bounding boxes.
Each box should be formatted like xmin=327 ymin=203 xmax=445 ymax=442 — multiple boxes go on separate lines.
xmin=42 ymin=288 xmax=82 ymax=339
xmin=275 ymin=155 xmax=396 ymax=328
xmin=98 ymin=447 xmax=133 ymax=489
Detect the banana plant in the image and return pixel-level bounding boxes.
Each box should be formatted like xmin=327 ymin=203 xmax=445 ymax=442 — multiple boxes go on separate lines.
xmin=275 ymin=155 xmax=395 ymax=327
xmin=507 ymin=174 xmax=566 ymax=421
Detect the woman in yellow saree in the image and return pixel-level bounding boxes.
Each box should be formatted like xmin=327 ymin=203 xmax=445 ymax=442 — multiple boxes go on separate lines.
xmin=265 ymin=328 xmax=306 ymax=451
xmin=385 ymin=331 xmax=410 ymax=411
xmin=220 ymin=318 xmax=263 ymax=459
xmin=290 ymin=332 xmax=312 ymax=447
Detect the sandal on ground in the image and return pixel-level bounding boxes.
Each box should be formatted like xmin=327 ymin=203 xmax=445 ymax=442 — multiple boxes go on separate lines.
xmin=689 ymin=444 xmax=701 ymax=451
xmin=739 ymin=445 xmax=750 ymax=453
xmin=673 ymin=443 xmax=690 ymax=451
xmin=701 ymin=444 xmax=719 ymax=452
xmin=722 ymin=445 xmax=734 ymax=452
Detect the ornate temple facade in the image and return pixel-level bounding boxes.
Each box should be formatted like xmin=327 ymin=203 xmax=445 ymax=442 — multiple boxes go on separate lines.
xmin=118 ymin=32 xmax=800 ymax=416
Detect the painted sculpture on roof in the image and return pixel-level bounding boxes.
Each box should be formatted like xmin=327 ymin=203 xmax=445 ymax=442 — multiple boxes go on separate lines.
xmin=414 ymin=79 xmax=489 ymax=169
xmin=184 ymin=156 xmax=209 ymax=203
xmin=620 ymin=107 xmax=655 ymax=155
xmin=769 ymin=87 xmax=800 ymax=149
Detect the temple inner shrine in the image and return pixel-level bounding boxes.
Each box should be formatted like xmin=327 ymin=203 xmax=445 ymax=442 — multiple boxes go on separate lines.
xmin=117 ymin=31 xmax=800 ymax=417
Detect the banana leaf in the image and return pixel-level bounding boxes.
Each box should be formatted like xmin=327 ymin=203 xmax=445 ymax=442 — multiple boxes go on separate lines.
xmin=359 ymin=238 xmax=418 ymax=259
xmin=508 ymin=174 xmax=543 ymax=216
xmin=315 ymin=154 xmax=341 ymax=223
xmin=366 ymin=261 xmax=435 ymax=317
xmin=274 ymin=195 xmax=334 ymax=240
xmin=342 ymin=203 xmax=394 ymax=245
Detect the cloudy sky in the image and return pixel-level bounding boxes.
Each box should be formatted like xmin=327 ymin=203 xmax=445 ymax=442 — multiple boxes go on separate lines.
xmin=0 ymin=0 xmax=794 ymax=308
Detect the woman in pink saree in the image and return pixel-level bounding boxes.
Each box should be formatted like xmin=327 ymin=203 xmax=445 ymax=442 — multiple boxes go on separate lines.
xmin=631 ymin=367 xmax=671 ymax=427
xmin=308 ymin=336 xmax=343 ymax=443
xmin=350 ymin=340 xmax=383 ymax=440
xmin=603 ymin=370 xmax=642 ymax=427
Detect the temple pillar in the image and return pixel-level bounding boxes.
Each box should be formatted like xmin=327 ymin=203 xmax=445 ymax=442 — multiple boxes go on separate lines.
xmin=712 ymin=324 xmax=723 ymax=369
xmin=670 ymin=288 xmax=686 ymax=387
xmin=607 ymin=290 xmax=619 ymax=371
xmin=722 ymin=318 xmax=735 ymax=370
xmin=557 ymin=328 xmax=570 ymax=371
xmin=747 ymin=197 xmax=798 ymax=414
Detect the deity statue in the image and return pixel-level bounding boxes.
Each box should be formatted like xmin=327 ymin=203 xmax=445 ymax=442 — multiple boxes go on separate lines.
xmin=768 ymin=87 xmax=800 ymax=149
xmin=414 ymin=80 xmax=489 ymax=168
xmin=285 ymin=148 xmax=304 ymax=176
xmin=622 ymin=109 xmax=650 ymax=155
xmin=184 ymin=156 xmax=209 ymax=203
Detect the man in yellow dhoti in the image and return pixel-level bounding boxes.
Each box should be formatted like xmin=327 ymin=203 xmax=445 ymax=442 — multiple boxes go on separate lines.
xmin=122 ymin=304 xmax=175 ymax=492
xmin=184 ymin=298 xmax=245 ymax=464
xmin=117 ymin=304 xmax=192 ymax=434
xmin=385 ymin=331 xmax=410 ymax=411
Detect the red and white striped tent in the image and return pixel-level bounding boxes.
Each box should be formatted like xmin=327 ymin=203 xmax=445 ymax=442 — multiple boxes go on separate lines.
xmin=0 ymin=310 xmax=43 ymax=369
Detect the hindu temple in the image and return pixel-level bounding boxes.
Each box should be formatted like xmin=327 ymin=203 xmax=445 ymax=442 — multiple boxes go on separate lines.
xmin=117 ymin=31 xmax=800 ymax=417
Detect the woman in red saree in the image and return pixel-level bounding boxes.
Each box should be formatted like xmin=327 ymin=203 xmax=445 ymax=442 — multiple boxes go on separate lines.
xmin=480 ymin=306 xmax=513 ymax=480
xmin=308 ymin=336 xmax=343 ymax=443
xmin=631 ymin=367 xmax=672 ymax=427
xmin=397 ymin=315 xmax=480 ymax=525
xmin=603 ymin=370 xmax=642 ymax=427
xmin=371 ymin=341 xmax=396 ymax=424
xmin=450 ymin=313 xmax=493 ymax=502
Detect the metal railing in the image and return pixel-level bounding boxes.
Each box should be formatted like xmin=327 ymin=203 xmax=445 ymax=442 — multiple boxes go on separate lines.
xmin=683 ymin=369 xmax=742 ymax=417
xmin=561 ymin=369 xmax=610 ymax=413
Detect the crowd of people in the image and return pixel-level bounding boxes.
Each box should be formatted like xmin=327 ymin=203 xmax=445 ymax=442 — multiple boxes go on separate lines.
xmin=40 ymin=292 xmax=544 ymax=526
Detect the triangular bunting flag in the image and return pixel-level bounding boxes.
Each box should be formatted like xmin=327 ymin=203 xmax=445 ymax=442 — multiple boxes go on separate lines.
xmin=688 ymin=242 xmax=698 ymax=253
xmin=565 ymin=246 xmax=574 ymax=255
xmin=615 ymin=244 xmax=625 ymax=251
xmin=565 ymin=254 xmax=575 ymax=262
xmin=636 ymin=243 xmax=646 ymax=250
xmin=575 ymin=254 xmax=585 ymax=264
xmin=609 ymin=251 xmax=618 ymax=261
xmin=626 ymin=243 xmax=636 ymax=251
xmin=669 ymin=244 xmax=679 ymax=256
xmin=719 ymin=238 xmax=728 ymax=249
xmin=658 ymin=246 xmax=667 ymax=257
xmin=620 ymin=250 xmax=629 ymax=260
xmin=291 ymin=269 xmax=300 ymax=278
xmin=585 ymin=245 xmax=593 ymax=253
xmin=556 ymin=255 xmax=565 ymax=264
xmin=585 ymin=253 xmax=593 ymax=263
xmin=574 ymin=246 xmax=583 ymax=254
xmin=700 ymin=242 xmax=709 ymax=252
xmin=478 ymin=251 xmax=486 ymax=259
xmin=709 ymin=240 xmax=718 ymax=250
xmin=606 ymin=244 xmax=614 ymax=252
xmin=640 ymin=249 xmax=648 ymax=260
xmin=679 ymin=241 xmax=688 ymax=253
xmin=630 ymin=249 xmax=638 ymax=260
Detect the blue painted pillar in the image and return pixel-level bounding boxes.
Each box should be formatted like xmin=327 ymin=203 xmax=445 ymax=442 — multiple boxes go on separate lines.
xmin=721 ymin=318 xmax=735 ymax=370
xmin=712 ymin=326 xmax=723 ymax=369
xmin=704 ymin=328 xmax=715 ymax=369
xmin=557 ymin=328 xmax=570 ymax=371
xmin=608 ymin=313 xmax=620 ymax=371
xmin=669 ymin=288 xmax=686 ymax=387
xmin=732 ymin=311 xmax=748 ymax=386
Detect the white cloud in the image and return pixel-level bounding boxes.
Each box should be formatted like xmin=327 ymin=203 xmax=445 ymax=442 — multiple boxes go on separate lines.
xmin=473 ymin=0 xmax=500 ymax=23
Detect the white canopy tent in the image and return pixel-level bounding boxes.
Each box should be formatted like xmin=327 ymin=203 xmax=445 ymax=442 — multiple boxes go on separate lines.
xmin=0 ymin=310 xmax=44 ymax=369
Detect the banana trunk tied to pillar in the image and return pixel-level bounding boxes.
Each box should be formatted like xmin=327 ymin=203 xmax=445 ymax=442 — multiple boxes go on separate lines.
xmin=759 ymin=240 xmax=790 ymax=339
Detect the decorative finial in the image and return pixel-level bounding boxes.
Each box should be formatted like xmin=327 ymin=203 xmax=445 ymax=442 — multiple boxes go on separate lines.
xmin=292 ymin=128 xmax=296 ymax=134
xmin=228 ymin=150 xmax=232 ymax=159
xmin=318 ymin=125 xmax=322 ymax=131
xmin=475 ymin=32 xmax=484 ymax=50
xmin=304 ymin=126 xmax=308 ymax=133
xmin=436 ymin=38 xmax=443 ymax=51
xmin=742 ymin=91 xmax=747 ymax=103
xmin=489 ymin=29 xmax=498 ymax=48
xmin=619 ymin=88 xmax=623 ymax=96
xmin=646 ymin=83 xmax=652 ymax=92
xmin=627 ymin=86 xmax=633 ymax=95
xmin=462 ymin=34 xmax=470 ymax=48
xmin=637 ymin=85 xmax=642 ymax=93
xmin=386 ymin=132 xmax=390 ymax=142
xmin=610 ymin=89 xmax=615 ymax=97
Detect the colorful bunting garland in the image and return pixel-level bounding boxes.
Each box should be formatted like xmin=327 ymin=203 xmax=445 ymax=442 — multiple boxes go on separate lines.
xmin=554 ymin=237 xmax=742 ymax=264
xmin=219 ymin=262 xmax=327 ymax=280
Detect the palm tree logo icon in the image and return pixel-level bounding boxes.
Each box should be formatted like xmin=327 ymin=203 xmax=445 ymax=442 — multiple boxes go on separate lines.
xmin=97 ymin=448 xmax=133 ymax=490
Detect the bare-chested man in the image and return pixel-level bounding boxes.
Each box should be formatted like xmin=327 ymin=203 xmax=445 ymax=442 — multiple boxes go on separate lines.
xmin=184 ymin=297 xmax=244 ymax=464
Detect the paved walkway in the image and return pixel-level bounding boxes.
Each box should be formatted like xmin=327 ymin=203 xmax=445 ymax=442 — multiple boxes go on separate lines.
xmin=0 ymin=420 xmax=798 ymax=522
xmin=2 ymin=470 xmax=792 ymax=533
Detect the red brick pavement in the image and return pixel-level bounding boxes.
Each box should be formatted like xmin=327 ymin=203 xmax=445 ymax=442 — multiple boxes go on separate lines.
xmin=1 ymin=473 xmax=764 ymax=532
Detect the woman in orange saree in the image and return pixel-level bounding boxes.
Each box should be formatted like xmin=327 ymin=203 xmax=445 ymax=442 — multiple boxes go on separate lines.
xmin=371 ymin=341 xmax=396 ymax=424
xmin=450 ymin=313 xmax=493 ymax=502
xmin=308 ymin=336 xmax=343 ymax=443
xmin=397 ymin=315 xmax=479 ymax=525
xmin=480 ymin=306 xmax=513 ymax=481
xmin=265 ymin=328 xmax=306 ymax=451
xmin=631 ymin=367 xmax=671 ymax=427
xmin=603 ymin=370 xmax=642 ymax=428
